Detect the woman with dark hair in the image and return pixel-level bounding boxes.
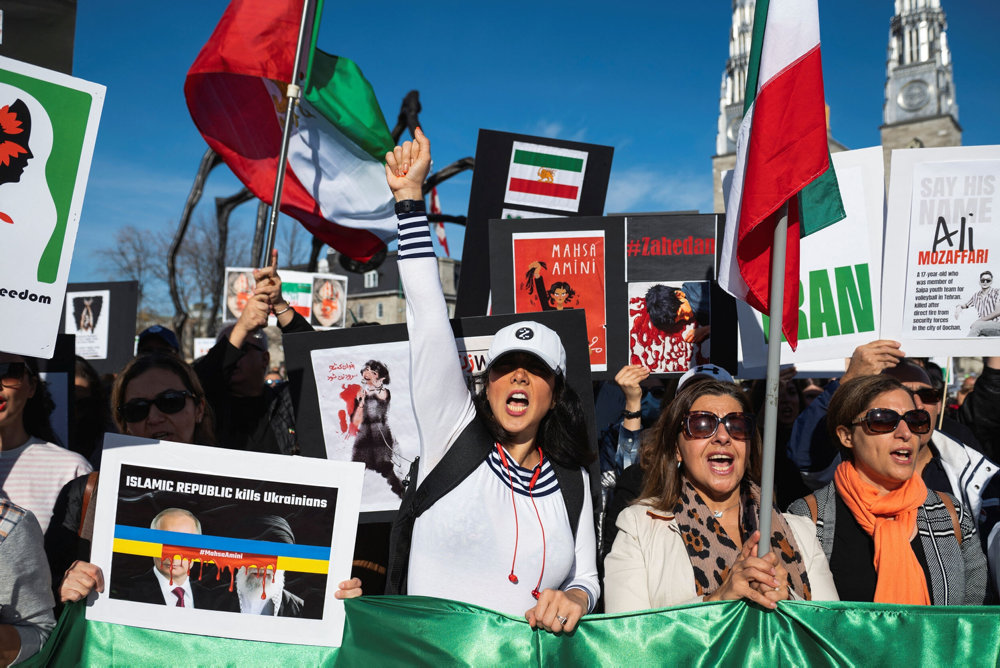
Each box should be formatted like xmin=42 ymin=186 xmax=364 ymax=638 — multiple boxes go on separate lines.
xmin=788 ymin=375 xmax=987 ymax=605
xmin=385 ymin=129 xmax=598 ymax=633
xmin=0 ymin=352 xmax=91 ymax=536
xmin=58 ymin=352 xmax=363 ymax=604
xmin=525 ymin=261 xmax=576 ymax=310
xmin=604 ymin=380 xmax=837 ymax=612
xmin=351 ymin=360 xmax=405 ymax=497
xmin=71 ymin=356 xmax=112 ymax=465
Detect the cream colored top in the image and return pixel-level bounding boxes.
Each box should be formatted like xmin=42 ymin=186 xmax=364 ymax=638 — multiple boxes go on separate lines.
xmin=604 ymin=502 xmax=839 ymax=613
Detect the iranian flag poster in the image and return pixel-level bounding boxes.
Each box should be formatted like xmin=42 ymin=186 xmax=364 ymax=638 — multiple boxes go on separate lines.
xmin=505 ymin=142 xmax=588 ymax=213
xmin=512 ymin=231 xmax=607 ymax=370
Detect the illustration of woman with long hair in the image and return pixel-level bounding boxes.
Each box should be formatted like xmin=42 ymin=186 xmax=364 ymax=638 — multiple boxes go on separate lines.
xmin=524 ymin=260 xmax=576 ymax=311
xmin=351 ymin=360 xmax=405 ymax=498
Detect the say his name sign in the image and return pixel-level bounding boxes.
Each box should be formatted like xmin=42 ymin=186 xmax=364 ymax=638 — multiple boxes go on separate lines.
xmin=738 ymin=148 xmax=885 ymax=372
xmin=882 ymin=145 xmax=1000 ymax=356
xmin=88 ymin=436 xmax=363 ymax=647
xmin=0 ymin=55 xmax=104 ymax=358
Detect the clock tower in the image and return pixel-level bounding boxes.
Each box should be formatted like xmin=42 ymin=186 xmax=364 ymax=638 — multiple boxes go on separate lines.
xmin=880 ymin=0 xmax=961 ymax=179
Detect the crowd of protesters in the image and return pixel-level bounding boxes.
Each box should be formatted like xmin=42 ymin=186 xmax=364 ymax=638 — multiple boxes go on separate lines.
xmin=2 ymin=130 xmax=999 ymax=663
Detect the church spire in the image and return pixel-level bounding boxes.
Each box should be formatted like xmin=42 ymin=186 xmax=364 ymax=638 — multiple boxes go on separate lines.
xmin=883 ymin=0 xmax=958 ymax=127
xmin=715 ymin=0 xmax=755 ymax=156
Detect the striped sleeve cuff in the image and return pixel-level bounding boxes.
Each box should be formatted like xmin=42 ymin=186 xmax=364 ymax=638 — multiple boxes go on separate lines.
xmin=397 ymin=211 xmax=436 ymax=260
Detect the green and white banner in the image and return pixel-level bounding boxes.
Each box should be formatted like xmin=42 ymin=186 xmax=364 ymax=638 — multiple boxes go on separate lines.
xmin=0 ymin=55 xmax=104 ymax=358
xmin=737 ymin=147 xmax=884 ymax=375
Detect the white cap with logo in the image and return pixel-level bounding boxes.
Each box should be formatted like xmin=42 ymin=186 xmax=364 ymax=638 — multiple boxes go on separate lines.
xmin=676 ymin=363 xmax=735 ymax=391
xmin=486 ymin=321 xmax=567 ymax=376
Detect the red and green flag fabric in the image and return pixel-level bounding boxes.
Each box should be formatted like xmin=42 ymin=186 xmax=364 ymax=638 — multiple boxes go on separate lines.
xmin=184 ymin=0 xmax=396 ymax=262
xmin=719 ymin=0 xmax=845 ymax=350
xmin=504 ymin=141 xmax=588 ymax=212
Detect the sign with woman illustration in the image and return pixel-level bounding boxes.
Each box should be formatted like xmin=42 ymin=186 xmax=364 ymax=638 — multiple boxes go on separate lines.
xmin=0 ymin=55 xmax=105 ymax=358
xmin=513 ymin=230 xmax=608 ymax=371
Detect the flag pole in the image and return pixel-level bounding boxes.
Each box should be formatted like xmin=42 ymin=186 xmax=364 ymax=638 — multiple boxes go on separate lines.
xmin=260 ymin=0 xmax=316 ymax=268
xmin=757 ymin=201 xmax=789 ymax=557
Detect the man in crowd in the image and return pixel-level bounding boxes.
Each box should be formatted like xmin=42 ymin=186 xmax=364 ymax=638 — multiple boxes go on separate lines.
xmin=136 ymin=325 xmax=181 ymax=356
xmin=194 ymin=251 xmax=311 ymax=454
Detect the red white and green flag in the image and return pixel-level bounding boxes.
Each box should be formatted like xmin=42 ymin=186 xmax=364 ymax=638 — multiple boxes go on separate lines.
xmin=504 ymin=141 xmax=588 ymax=212
xmin=719 ymin=0 xmax=845 ymax=349
xmin=185 ymin=0 xmax=396 ymax=262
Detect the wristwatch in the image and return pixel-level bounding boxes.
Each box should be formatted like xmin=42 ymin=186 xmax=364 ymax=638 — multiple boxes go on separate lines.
xmin=394 ymin=199 xmax=426 ymax=215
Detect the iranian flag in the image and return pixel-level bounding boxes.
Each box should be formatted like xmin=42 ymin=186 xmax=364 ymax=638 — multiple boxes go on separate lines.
xmin=505 ymin=141 xmax=588 ymax=212
xmin=719 ymin=0 xmax=844 ymax=349
xmin=185 ymin=0 xmax=396 ymax=262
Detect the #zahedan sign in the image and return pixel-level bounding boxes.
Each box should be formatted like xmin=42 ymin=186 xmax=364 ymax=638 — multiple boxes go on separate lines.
xmin=0 ymin=55 xmax=104 ymax=358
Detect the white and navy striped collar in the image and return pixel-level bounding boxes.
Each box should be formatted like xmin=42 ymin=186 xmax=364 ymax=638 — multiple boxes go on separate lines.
xmin=486 ymin=445 xmax=560 ymax=498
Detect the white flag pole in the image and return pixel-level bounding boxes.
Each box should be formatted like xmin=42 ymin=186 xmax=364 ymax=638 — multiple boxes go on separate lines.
xmin=757 ymin=200 xmax=788 ymax=557
xmin=260 ymin=0 xmax=316 ymax=268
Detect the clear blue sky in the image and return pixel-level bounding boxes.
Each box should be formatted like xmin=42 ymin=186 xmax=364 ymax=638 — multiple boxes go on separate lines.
xmin=67 ymin=0 xmax=999 ymax=285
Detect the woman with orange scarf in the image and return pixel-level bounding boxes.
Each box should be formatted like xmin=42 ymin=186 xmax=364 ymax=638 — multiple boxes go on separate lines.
xmin=788 ymin=375 xmax=987 ymax=604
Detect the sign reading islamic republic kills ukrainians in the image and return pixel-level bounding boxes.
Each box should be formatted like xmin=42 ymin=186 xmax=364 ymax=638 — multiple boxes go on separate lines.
xmin=504 ymin=141 xmax=588 ymax=213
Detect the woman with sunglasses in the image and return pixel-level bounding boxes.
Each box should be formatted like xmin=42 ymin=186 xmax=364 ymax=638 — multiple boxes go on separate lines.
xmin=384 ymin=129 xmax=598 ymax=634
xmin=787 ymin=375 xmax=987 ymax=605
xmin=604 ymin=380 xmax=837 ymax=612
xmin=0 ymin=352 xmax=92 ymax=537
xmin=58 ymin=354 xmax=362 ymax=603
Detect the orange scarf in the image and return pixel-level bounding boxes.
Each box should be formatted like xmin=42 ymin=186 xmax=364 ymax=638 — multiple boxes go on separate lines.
xmin=834 ymin=461 xmax=930 ymax=605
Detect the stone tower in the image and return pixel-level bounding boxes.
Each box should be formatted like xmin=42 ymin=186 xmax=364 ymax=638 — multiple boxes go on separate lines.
xmin=880 ymin=0 xmax=961 ymax=179
xmin=711 ymin=0 xmax=755 ymax=214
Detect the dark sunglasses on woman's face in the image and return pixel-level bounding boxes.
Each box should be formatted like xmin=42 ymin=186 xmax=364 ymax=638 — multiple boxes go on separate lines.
xmin=682 ymin=411 xmax=754 ymax=441
xmin=851 ymin=408 xmax=931 ymax=435
xmin=910 ymin=387 xmax=940 ymax=404
xmin=0 ymin=362 xmax=29 ymax=388
xmin=119 ymin=390 xmax=195 ymax=423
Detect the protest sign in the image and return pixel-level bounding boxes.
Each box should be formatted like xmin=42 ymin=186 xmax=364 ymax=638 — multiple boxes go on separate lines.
xmin=88 ymin=436 xmax=363 ymax=647
xmin=283 ymin=309 xmax=597 ymax=520
xmin=490 ymin=214 xmax=734 ymax=379
xmin=35 ymin=333 xmax=75 ymax=448
xmin=0 ymin=55 xmax=104 ymax=358
xmin=61 ymin=280 xmax=139 ymax=374
xmin=193 ymin=337 xmax=215 ymax=360
xmin=223 ymin=267 xmax=348 ymax=329
xmin=737 ymin=148 xmax=885 ymax=368
xmin=455 ymin=129 xmax=613 ymax=317
xmin=883 ymin=145 xmax=1000 ymax=356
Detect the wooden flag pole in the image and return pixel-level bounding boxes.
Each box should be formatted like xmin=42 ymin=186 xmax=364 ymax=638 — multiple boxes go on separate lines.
xmin=260 ymin=0 xmax=316 ymax=268
xmin=757 ymin=201 xmax=789 ymax=557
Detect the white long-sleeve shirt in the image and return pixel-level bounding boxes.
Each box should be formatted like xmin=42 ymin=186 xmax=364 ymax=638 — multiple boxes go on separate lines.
xmin=397 ymin=209 xmax=599 ymax=614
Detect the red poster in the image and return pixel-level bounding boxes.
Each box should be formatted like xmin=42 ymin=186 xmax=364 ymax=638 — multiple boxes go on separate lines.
xmin=512 ymin=231 xmax=607 ymax=369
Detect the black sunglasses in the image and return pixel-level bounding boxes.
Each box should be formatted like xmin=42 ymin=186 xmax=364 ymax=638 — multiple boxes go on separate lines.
xmin=682 ymin=411 xmax=754 ymax=441
xmin=981 ymin=278 xmax=993 ymax=284
xmin=0 ymin=362 xmax=29 ymax=388
xmin=851 ymin=408 xmax=931 ymax=435
xmin=911 ymin=387 xmax=941 ymax=404
xmin=119 ymin=390 xmax=196 ymax=423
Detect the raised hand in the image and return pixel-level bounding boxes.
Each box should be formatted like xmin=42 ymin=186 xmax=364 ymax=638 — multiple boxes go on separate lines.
xmin=384 ymin=127 xmax=432 ymax=202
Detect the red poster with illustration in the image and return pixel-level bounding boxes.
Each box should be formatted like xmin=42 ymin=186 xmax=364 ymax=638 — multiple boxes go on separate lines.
xmin=512 ymin=231 xmax=607 ymax=370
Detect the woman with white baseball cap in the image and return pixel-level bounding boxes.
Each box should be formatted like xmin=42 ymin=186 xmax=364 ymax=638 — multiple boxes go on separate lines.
xmin=383 ymin=129 xmax=598 ymax=633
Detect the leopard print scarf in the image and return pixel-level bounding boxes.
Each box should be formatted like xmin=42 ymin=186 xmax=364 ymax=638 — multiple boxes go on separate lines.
xmin=673 ymin=477 xmax=812 ymax=600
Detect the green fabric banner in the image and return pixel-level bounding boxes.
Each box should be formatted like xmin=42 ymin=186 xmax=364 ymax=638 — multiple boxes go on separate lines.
xmin=26 ymin=596 xmax=1000 ymax=667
